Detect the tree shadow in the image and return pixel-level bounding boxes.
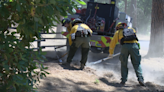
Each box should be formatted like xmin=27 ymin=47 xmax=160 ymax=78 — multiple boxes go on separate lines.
xmin=99 ymin=77 xmax=131 ymax=88
xmin=99 ymin=77 xmax=164 ymax=92
xmin=37 ymin=76 xmax=164 ymax=92
xmin=36 ymin=51 xmax=164 ymax=92
xmin=37 ymin=77 xmax=105 ymax=92
xmin=59 ymin=64 xmax=81 ymax=70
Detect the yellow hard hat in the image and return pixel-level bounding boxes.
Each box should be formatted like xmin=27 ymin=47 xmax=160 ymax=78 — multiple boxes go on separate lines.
xmin=116 ymin=22 xmax=127 ymax=30
xmin=116 ymin=22 xmax=122 ymax=27
xmin=61 ymin=18 xmax=70 ymax=26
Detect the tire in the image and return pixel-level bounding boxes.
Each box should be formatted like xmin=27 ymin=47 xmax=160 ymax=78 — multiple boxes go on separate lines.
xmin=103 ymin=44 xmax=121 ymax=54
xmin=90 ymin=47 xmax=102 ymax=53
xmin=102 ymin=47 xmax=109 ymax=54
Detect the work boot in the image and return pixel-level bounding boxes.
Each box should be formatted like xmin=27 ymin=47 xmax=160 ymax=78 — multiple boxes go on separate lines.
xmin=120 ymin=81 xmax=125 ymax=86
xmin=139 ymin=81 xmax=145 ymax=86
xmin=80 ymin=64 xmax=85 ymax=70
xmin=62 ymin=62 xmax=71 ymax=67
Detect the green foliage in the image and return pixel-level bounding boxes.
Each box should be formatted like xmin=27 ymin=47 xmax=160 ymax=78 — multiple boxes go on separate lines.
xmin=76 ymin=0 xmax=86 ymax=5
xmin=136 ymin=0 xmax=152 ymax=34
xmin=117 ymin=0 xmax=152 ymax=34
xmin=0 ymin=0 xmax=78 ymax=91
xmin=94 ymin=79 xmax=100 ymax=84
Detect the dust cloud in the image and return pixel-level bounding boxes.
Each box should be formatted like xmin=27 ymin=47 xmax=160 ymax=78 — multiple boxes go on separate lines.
xmin=86 ymin=34 xmax=164 ymax=86
xmin=87 ymin=55 xmax=164 ymax=86
xmin=33 ymin=28 xmax=164 ymax=86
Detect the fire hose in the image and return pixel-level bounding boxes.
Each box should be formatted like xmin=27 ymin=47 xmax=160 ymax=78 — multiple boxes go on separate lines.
xmin=89 ymin=53 xmax=120 ymax=65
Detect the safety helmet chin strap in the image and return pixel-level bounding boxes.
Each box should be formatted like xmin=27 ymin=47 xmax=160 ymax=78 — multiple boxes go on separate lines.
xmin=116 ymin=23 xmax=127 ymax=30
xmin=122 ymin=23 xmax=127 ymax=28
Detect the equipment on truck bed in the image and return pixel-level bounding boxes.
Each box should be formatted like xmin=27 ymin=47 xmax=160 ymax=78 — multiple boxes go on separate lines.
xmin=63 ymin=0 xmax=133 ymax=54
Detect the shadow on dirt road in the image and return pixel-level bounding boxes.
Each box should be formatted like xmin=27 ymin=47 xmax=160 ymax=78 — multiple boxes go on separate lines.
xmin=36 ymin=48 xmax=164 ymax=92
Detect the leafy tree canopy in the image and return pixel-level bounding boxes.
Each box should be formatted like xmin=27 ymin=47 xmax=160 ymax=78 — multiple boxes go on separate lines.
xmin=0 ymin=0 xmax=80 ymax=91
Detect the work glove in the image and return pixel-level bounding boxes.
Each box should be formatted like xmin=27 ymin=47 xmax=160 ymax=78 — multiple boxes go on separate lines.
xmin=108 ymin=54 xmax=113 ymax=58
xmin=71 ymin=33 xmax=75 ymax=41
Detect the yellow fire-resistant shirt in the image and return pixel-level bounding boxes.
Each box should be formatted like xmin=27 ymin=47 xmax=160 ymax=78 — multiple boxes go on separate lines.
xmin=67 ymin=22 xmax=72 ymax=46
xmin=68 ymin=23 xmax=93 ymax=45
xmin=109 ymin=27 xmax=138 ymax=54
xmin=67 ymin=22 xmax=72 ymax=33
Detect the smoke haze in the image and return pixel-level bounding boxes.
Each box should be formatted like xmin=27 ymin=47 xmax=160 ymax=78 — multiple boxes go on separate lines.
xmin=86 ymin=34 xmax=164 ymax=86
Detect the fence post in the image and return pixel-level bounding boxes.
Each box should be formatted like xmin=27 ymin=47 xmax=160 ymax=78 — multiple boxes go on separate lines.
xmin=37 ymin=33 xmax=41 ymax=53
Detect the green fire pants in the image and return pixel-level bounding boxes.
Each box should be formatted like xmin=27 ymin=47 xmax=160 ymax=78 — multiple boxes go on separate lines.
xmin=66 ymin=37 xmax=90 ymax=66
xmin=119 ymin=43 xmax=144 ymax=82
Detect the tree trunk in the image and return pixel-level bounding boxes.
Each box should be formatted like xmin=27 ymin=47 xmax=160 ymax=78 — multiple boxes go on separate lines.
xmin=130 ymin=0 xmax=137 ymax=28
xmin=109 ymin=0 xmax=111 ymax=4
xmin=147 ymin=0 xmax=164 ymax=57
xmin=130 ymin=0 xmax=134 ymax=17
xmin=56 ymin=16 xmax=63 ymax=38
xmin=133 ymin=0 xmax=137 ymax=28
xmin=124 ymin=0 xmax=127 ymax=13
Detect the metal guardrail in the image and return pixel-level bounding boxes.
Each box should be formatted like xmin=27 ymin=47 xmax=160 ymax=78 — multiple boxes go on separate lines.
xmin=8 ymin=27 xmax=17 ymax=29
xmin=42 ymin=38 xmax=66 ymax=39
xmin=8 ymin=27 xmax=67 ymax=52
xmin=37 ymin=32 xmax=67 ymax=52
xmin=40 ymin=32 xmax=62 ymax=34
xmin=41 ymin=45 xmax=67 ymax=49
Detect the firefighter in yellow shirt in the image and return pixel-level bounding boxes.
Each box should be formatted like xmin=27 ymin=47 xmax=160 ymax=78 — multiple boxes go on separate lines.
xmin=62 ymin=18 xmax=73 ymax=48
xmin=63 ymin=18 xmax=92 ymax=70
xmin=62 ymin=18 xmax=72 ymax=33
xmin=109 ymin=22 xmax=145 ymax=86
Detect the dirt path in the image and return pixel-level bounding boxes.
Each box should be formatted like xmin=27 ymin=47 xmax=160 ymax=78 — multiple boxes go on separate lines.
xmin=34 ymin=33 xmax=164 ymax=92
xmin=36 ymin=57 xmax=164 ymax=92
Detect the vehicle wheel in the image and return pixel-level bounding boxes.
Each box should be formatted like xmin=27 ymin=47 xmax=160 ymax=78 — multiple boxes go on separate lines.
xmin=102 ymin=47 xmax=109 ymax=54
xmin=103 ymin=44 xmax=121 ymax=54
xmin=90 ymin=47 xmax=102 ymax=53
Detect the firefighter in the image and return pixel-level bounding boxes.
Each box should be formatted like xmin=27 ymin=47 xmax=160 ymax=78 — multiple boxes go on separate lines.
xmin=62 ymin=18 xmax=72 ymax=33
xmin=63 ymin=18 xmax=92 ymax=70
xmin=62 ymin=18 xmax=73 ymax=47
xmin=108 ymin=22 xmax=145 ymax=86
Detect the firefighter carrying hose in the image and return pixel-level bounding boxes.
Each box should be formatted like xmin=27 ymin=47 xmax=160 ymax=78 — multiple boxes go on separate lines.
xmin=62 ymin=18 xmax=93 ymax=70
xmin=108 ymin=22 xmax=145 ymax=86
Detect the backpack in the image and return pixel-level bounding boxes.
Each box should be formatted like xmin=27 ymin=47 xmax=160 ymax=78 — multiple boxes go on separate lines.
xmin=120 ymin=27 xmax=138 ymax=45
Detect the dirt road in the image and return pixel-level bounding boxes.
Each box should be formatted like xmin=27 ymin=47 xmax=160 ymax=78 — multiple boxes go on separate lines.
xmin=35 ymin=34 xmax=164 ymax=92
xmin=36 ymin=58 xmax=164 ymax=92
